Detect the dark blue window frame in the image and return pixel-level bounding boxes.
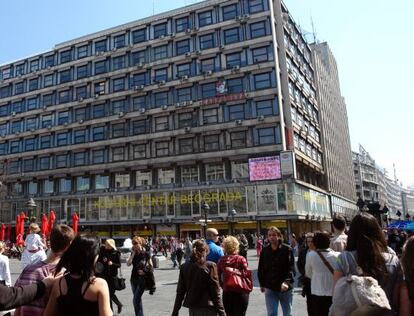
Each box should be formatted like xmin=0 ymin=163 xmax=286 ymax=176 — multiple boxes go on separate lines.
xmin=77 ymin=45 xmax=88 ymax=59
xmin=198 ymin=11 xmax=213 ymax=27
xmin=249 ymin=0 xmax=265 ymax=13
xmin=250 ymin=21 xmax=267 ymax=38
xmin=59 ymin=69 xmax=72 ymax=83
xmin=77 ymin=65 xmax=88 ymax=79
xmin=95 ymin=61 xmax=107 ymax=75
xmin=93 ymin=103 xmax=106 ymax=118
xmin=176 ymin=39 xmax=190 ymax=55
xmin=199 ymin=34 xmax=215 ymax=50
xmin=113 ymin=55 xmax=126 ymax=70
xmin=177 ymin=63 xmax=191 ymax=77
xmin=176 ymin=17 xmax=189 ymax=32
xmin=113 ymin=34 xmax=126 ymax=48
xmin=222 ymin=4 xmax=238 ymax=21
xmin=226 ymin=52 xmax=241 ymax=68
xmin=224 ymin=28 xmax=240 ymax=44
xmin=112 ymin=78 xmax=125 ymax=92
xmin=60 ymin=50 xmax=72 ymax=64
xmin=95 ymin=40 xmax=107 ymax=53
xmin=154 ymin=23 xmax=167 ymax=39
xmin=132 ymin=29 xmax=146 ymax=44
xmin=254 ymin=72 xmax=272 ymax=90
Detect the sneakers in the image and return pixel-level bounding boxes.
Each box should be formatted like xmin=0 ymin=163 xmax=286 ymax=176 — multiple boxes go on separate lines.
xmin=149 ymin=287 xmax=156 ymax=295
xmin=117 ymin=304 xmax=123 ymax=314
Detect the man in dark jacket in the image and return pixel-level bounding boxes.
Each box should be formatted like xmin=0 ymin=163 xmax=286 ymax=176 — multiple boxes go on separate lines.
xmin=258 ymin=226 xmax=295 ymax=316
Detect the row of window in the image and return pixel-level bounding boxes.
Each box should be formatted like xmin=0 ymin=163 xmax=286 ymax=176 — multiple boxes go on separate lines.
xmin=9 ymin=160 xmax=253 ymax=196
xmin=291 ymin=107 xmax=320 ymax=143
xmin=5 ymin=127 xmax=281 ymax=174
xmin=0 ymin=70 xmax=277 ymax=117
xmin=0 ymin=0 xmax=269 ymax=80
xmin=0 ymin=97 xmax=278 ymax=137
xmin=293 ymin=132 xmax=322 ymax=165
xmin=0 ymin=41 xmax=274 ymax=100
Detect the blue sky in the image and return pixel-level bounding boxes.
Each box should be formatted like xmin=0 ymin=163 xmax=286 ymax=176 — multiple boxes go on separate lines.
xmin=0 ymin=0 xmax=412 ymax=186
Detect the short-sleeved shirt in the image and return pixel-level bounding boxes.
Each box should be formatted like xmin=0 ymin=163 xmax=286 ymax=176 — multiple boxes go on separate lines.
xmin=333 ymin=250 xmax=402 ymax=305
xmin=14 ymin=261 xmax=57 ymax=316
xmin=206 ymin=240 xmax=224 ymax=264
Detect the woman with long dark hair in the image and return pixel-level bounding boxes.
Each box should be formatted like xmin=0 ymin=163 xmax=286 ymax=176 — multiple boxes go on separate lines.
xmin=172 ymin=240 xmax=226 ymax=316
xmin=332 ymin=213 xmax=401 ymax=314
xmin=44 ymin=235 xmax=112 ymax=316
xmin=400 ymin=236 xmax=414 ymax=316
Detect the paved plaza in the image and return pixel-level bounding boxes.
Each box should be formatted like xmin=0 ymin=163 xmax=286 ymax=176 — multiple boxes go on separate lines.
xmin=9 ymin=250 xmax=307 ymax=316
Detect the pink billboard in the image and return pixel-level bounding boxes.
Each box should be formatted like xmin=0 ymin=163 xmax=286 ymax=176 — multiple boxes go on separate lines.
xmin=249 ymin=156 xmax=281 ymax=181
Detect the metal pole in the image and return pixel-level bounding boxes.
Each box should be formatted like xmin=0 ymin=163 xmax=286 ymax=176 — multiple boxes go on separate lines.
xmin=203 ymin=210 xmax=207 ymax=238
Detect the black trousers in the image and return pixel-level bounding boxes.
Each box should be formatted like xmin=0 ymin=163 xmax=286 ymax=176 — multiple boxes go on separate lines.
xmin=311 ymin=295 xmax=332 ymax=316
xmin=223 ymin=291 xmax=249 ymax=316
xmin=107 ymin=277 xmax=123 ymax=310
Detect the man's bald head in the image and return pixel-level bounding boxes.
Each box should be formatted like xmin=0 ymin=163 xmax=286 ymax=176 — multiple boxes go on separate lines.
xmin=206 ymin=228 xmax=219 ymax=241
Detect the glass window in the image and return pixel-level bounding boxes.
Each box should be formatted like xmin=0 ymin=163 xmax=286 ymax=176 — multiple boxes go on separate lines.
xmin=203 ymin=108 xmax=218 ymax=124
xmin=12 ymin=101 xmax=23 ymax=113
xmin=10 ymin=140 xmax=20 ymax=153
xmin=155 ymin=116 xmax=169 ymax=132
xmin=95 ymin=40 xmax=107 ymax=53
xmin=59 ymin=69 xmax=71 ymax=83
xmin=198 ymin=11 xmax=213 ymax=27
xmin=204 ymin=134 xmax=219 ymax=151
xmin=0 ymin=105 xmax=7 ymax=117
xmin=28 ymin=181 xmax=38 ymax=195
xmin=132 ymin=73 xmax=146 ymax=86
xmin=231 ymin=131 xmax=246 ymax=148
xmin=206 ymin=163 xmax=224 ymax=180
xmin=257 ymin=127 xmax=281 ymax=145
xmin=26 ymin=117 xmax=37 ymax=131
xmin=8 ymin=161 xmax=20 ymax=174
xmin=30 ymin=60 xmax=39 ymax=72
xmin=92 ymin=149 xmax=105 ymax=164
xmin=179 ymin=138 xmax=194 ymax=154
xmin=224 ymin=28 xmax=240 ymax=44
xmin=252 ymin=46 xmax=270 ymax=63
xmin=76 ymin=86 xmax=87 ymax=100
xmin=231 ymin=161 xmax=249 ymax=178
xmin=136 ymin=170 xmax=152 ymax=186
xmin=154 ymin=45 xmax=168 ymax=60
xmin=27 ymin=97 xmax=38 ymax=110
xmin=176 ymin=39 xmax=190 ymax=55
xmin=93 ymin=103 xmax=105 ymax=118
xmin=112 ymin=123 xmax=125 ymax=138
xmin=95 ymin=60 xmax=106 ymax=75
xmin=222 ymin=4 xmax=238 ymax=21
xmin=59 ymin=178 xmax=72 ymax=193
xmin=44 ymin=55 xmax=55 ymax=67
xmin=154 ymin=92 xmax=168 ymax=107
xmin=74 ymin=107 xmax=87 ymax=121
xmin=77 ymin=64 xmax=88 ymax=79
xmin=132 ymin=120 xmax=148 ymax=135
xmin=15 ymin=64 xmax=25 ymax=76
xmin=249 ymin=0 xmax=264 ymax=13
xmin=115 ymin=173 xmax=130 ymax=188
xmin=158 ymin=168 xmax=174 ymax=184
xmin=29 ymin=78 xmax=38 ymax=91
xmin=74 ymin=129 xmax=87 ymax=144
xmin=59 ymin=90 xmax=71 ymax=103
xmin=254 ymin=72 xmax=272 ymax=90
xmin=256 ymin=99 xmax=276 ymax=116
xmin=228 ymin=104 xmax=245 ymax=120
xmin=178 ymin=112 xmax=194 ymax=128
xmin=112 ymin=147 xmax=125 ymax=161
xmin=43 ymin=93 xmax=54 ymax=107
xmin=93 ymin=126 xmax=106 ymax=141
xmin=201 ymin=82 xmax=216 ymax=98
xmin=11 ymin=120 xmax=22 ymax=133
xmin=154 ymin=68 xmax=167 ymax=82
xmin=24 ymin=138 xmax=36 ymax=151
xmin=227 ymin=78 xmax=243 ymax=93
xmin=60 ymin=50 xmax=72 ymax=63
xmin=0 ymin=124 xmax=6 ymax=136
xmin=0 ymin=86 xmax=11 ymax=98
xmin=94 ymin=82 xmax=105 ymax=95
xmin=95 ymin=175 xmax=109 ymax=190
xmin=113 ymin=34 xmax=125 ymax=48
xmin=39 ymin=156 xmax=50 ymax=170
xmin=56 ymin=132 xmax=69 ymax=146
xmin=132 ymin=96 xmax=146 ymax=110
xmin=250 ymin=21 xmax=267 ymax=38
xmin=176 ymin=87 xmax=191 ymax=102
xmin=154 ymin=23 xmax=167 ymax=39
xmin=177 ymin=63 xmax=191 ymax=77
xmin=14 ymin=82 xmax=24 ymax=95
xmin=40 ymin=135 xmax=52 ymax=149
xmin=199 ymin=34 xmax=215 ymax=50
xmin=132 ymin=29 xmax=146 ymax=44
xmin=77 ymin=45 xmax=88 ymax=59
xmin=131 ymin=50 xmax=146 ymax=65
xmin=43 ymin=179 xmax=54 ymax=194
xmin=113 ymin=55 xmax=125 ymax=70
xmin=226 ymin=52 xmax=241 ymax=68
xmin=155 ymin=141 xmax=169 ymax=157
xmin=56 ymin=154 xmax=68 ymax=168
xmin=112 ymin=99 xmax=125 ymax=114
xmin=175 ymin=17 xmax=189 ymax=32
xmin=133 ymin=144 xmax=146 ymax=159
xmin=112 ymin=77 xmax=125 ymax=92
xmin=23 ymin=159 xmax=34 ymax=172
xmin=181 ymin=166 xmax=199 ymax=183
xmin=44 ymin=74 xmax=54 ymax=87
xmin=76 ymin=176 xmax=90 ymax=191
xmin=74 ymin=152 xmax=87 ymax=166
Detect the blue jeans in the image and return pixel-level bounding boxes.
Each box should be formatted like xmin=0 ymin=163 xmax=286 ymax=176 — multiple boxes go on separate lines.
xmin=131 ymin=277 xmax=146 ymax=316
xmin=264 ymin=288 xmax=293 ymax=316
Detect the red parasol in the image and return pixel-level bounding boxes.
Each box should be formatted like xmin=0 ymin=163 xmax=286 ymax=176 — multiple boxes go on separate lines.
xmin=6 ymin=223 xmax=11 ymax=241
xmin=20 ymin=212 xmax=26 ymax=236
xmin=15 ymin=214 xmax=21 ymax=237
xmin=48 ymin=210 xmax=56 ymax=234
xmin=41 ymin=213 xmax=48 ymax=235
xmin=0 ymin=223 xmax=5 ymax=241
xmin=72 ymin=212 xmax=79 ymax=234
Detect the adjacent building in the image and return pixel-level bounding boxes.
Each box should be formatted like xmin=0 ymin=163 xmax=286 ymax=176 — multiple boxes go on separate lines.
xmin=0 ymin=0 xmax=331 ymax=238
xmin=311 ymin=42 xmax=357 ymax=220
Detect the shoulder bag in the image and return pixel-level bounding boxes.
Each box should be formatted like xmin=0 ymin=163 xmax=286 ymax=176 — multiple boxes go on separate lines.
xmin=113 ymin=267 xmax=126 ymax=291
xmin=222 ymin=256 xmax=253 ymax=293
xmin=315 ymin=250 xmax=334 ymax=274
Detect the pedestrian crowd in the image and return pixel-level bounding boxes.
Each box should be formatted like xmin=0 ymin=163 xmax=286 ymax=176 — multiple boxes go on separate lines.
xmin=0 ymin=213 xmax=413 ymax=316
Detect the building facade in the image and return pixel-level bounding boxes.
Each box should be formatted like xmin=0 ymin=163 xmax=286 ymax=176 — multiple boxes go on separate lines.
xmin=0 ymin=0 xmax=329 ymax=238
xmin=311 ymin=42 xmax=357 ymax=220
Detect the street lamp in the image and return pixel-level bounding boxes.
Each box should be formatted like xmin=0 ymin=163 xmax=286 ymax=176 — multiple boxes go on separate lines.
xmin=201 ymin=203 xmax=210 ymax=238
xmin=26 ymin=198 xmax=37 ymax=222
xmin=229 ymin=209 xmax=237 ymax=235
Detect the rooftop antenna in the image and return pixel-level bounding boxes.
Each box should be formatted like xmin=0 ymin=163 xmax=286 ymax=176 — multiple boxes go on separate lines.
xmin=311 ymin=16 xmax=317 ymax=44
xmin=393 ymin=163 xmax=398 ymax=183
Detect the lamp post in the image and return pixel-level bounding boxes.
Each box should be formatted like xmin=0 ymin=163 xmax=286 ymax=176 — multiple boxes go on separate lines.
xmin=201 ymin=203 xmax=210 ymax=238
xmin=229 ymin=209 xmax=237 ymax=235
xmin=26 ymin=198 xmax=37 ymax=223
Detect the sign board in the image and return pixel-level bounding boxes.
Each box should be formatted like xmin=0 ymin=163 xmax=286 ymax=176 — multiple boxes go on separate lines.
xmin=280 ymin=150 xmax=296 ymax=178
xmin=249 ymin=156 xmax=281 ymax=181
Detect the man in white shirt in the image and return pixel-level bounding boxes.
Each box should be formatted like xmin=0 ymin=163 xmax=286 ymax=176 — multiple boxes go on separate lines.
xmin=330 ymin=215 xmax=347 ymax=252
xmin=0 ymin=242 xmax=11 ymax=286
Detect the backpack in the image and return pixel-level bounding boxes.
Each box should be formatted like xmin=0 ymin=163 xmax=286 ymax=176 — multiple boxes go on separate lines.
xmin=330 ymin=252 xmax=391 ymax=316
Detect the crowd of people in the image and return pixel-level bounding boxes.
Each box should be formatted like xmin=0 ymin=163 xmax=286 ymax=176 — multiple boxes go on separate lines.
xmin=0 ymin=213 xmax=412 ymax=316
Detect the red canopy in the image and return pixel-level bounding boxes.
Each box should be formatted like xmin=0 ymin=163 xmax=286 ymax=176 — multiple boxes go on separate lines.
xmin=0 ymin=223 xmax=5 ymax=241
xmin=41 ymin=214 xmax=48 ymax=235
xmin=15 ymin=214 xmax=21 ymax=236
xmin=72 ymin=212 xmax=79 ymax=234
xmin=19 ymin=212 xmax=26 ymax=236
xmin=6 ymin=223 xmax=11 ymax=241
xmin=48 ymin=210 xmax=56 ymax=234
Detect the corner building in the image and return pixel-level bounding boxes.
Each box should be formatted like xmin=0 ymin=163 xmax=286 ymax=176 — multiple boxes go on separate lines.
xmin=0 ymin=0 xmax=330 ymax=238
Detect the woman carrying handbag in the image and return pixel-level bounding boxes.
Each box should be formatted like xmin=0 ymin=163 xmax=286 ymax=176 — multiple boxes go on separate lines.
xmin=217 ymin=236 xmax=252 ymax=316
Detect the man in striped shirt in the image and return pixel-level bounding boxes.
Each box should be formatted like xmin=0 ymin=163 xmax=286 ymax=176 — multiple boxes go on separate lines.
xmin=14 ymin=224 xmax=74 ymax=316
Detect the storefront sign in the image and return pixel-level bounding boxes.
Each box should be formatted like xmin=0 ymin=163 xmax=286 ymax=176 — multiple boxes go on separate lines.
xmin=280 ymin=150 xmax=296 ymax=178
xmin=261 ymin=220 xmax=287 ymax=229
xmin=201 ymin=91 xmax=246 ymax=106
xmin=249 ymin=156 xmax=281 ymax=181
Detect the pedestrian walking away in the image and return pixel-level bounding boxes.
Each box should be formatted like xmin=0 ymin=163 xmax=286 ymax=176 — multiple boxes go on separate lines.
xmin=20 ymin=223 xmax=47 ymax=270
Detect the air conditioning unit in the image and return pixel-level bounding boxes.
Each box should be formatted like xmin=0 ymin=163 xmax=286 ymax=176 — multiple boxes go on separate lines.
xmin=140 ymin=108 xmax=146 ymax=113
xmin=95 ymin=51 xmax=100 ymax=56
xmin=206 ymin=70 xmax=213 ymax=76
xmin=30 ymin=128 xmax=35 ymax=132
xmin=232 ymin=65 xmax=240 ymax=72
xmin=235 ymin=16 xmax=242 ymax=21
xmin=175 ymin=102 xmax=182 ymax=107
xmin=94 ymin=94 xmax=100 ymax=99
xmin=219 ymin=45 xmax=225 ymax=50
xmin=47 ymin=125 xmax=52 ymax=130
xmin=243 ymin=14 xmax=250 ymax=20
xmin=258 ymin=115 xmax=265 ymax=121
xmin=158 ymin=80 xmax=166 ymax=86
xmin=185 ymin=52 xmax=191 ymax=57
xmin=233 ymin=179 xmax=239 ymax=183
xmin=188 ymin=100 xmax=193 ymax=105
xmin=112 ymin=47 xmax=117 ymax=51
xmin=184 ymin=127 xmax=191 ymax=133
xmin=195 ymin=50 xmax=201 ymax=55
xmin=192 ymin=27 xmax=199 ymax=32
xmin=42 ymin=106 xmax=47 ymax=110
xmin=15 ymin=131 xmax=20 ymax=135
xmin=162 ymin=105 xmax=168 ymax=110
xmin=79 ymin=97 xmax=84 ymax=102
xmin=47 ymin=66 xmax=52 ymax=70
xmin=182 ymin=101 xmax=188 ymax=107
xmin=159 ymin=35 xmax=165 ymax=39
xmin=0 ymin=134 xmax=5 ymax=138
xmin=170 ymin=33 xmax=176 ymax=38
xmin=180 ymin=75 xmax=189 ymax=81
xmin=118 ymin=111 xmax=125 ymax=117
xmin=11 ymin=112 xmax=16 ymax=117
xmin=235 ymin=119 xmax=242 ymax=125
xmin=17 ymin=73 xmax=22 ymax=77
xmin=78 ymin=119 xmax=84 ymax=124
xmin=137 ymin=62 xmax=144 ymax=68
xmin=185 ymin=28 xmax=192 ymax=34
xmin=100 ymin=51 xmax=105 ymax=55
xmin=63 ymin=122 xmax=68 ymax=126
